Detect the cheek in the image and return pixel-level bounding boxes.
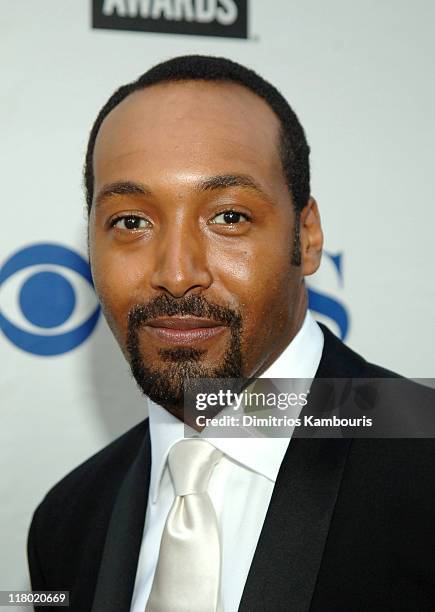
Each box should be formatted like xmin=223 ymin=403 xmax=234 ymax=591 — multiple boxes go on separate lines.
xmin=221 ymin=244 xmax=299 ymax=366
xmin=238 ymin=253 xmax=300 ymax=338
xmin=213 ymin=238 xmax=297 ymax=330
xmin=210 ymin=227 xmax=292 ymax=290
xmin=90 ymin=245 xmax=146 ymax=339
xmin=240 ymin=278 xmax=299 ymax=376
xmin=242 ymin=274 xmax=297 ymax=337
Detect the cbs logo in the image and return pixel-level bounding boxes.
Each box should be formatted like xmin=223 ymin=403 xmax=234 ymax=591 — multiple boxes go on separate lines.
xmin=307 ymin=251 xmax=350 ymax=341
xmin=0 ymin=243 xmax=100 ymax=356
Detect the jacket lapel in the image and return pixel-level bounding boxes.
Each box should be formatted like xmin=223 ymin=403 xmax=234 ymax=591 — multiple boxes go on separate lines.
xmin=91 ymin=425 xmax=151 ymax=612
xmin=238 ymin=437 xmax=351 ymax=612
xmin=238 ymin=324 xmax=360 ymax=611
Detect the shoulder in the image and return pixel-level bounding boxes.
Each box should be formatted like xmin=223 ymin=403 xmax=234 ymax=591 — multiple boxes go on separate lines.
xmin=316 ymin=321 xmax=435 ymax=416
xmin=31 ymin=418 xmax=149 ymax=534
xmin=317 ymin=321 xmax=404 ymax=379
xmin=28 ymin=418 xmax=149 ymax=592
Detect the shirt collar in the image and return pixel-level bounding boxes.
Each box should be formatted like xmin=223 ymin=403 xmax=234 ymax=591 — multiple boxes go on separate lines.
xmin=148 ymin=310 xmax=324 ymax=502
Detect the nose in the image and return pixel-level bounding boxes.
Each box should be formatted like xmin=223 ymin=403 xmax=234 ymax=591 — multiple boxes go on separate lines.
xmin=150 ymin=219 xmax=213 ymax=298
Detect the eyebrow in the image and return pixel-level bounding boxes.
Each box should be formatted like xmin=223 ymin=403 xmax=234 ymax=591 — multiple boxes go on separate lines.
xmin=196 ymin=173 xmax=270 ymax=199
xmin=95 ymin=181 xmax=152 ymax=208
xmin=94 ymin=174 xmax=273 ymax=208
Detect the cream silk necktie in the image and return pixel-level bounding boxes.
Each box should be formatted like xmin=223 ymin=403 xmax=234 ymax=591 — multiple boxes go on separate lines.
xmin=145 ymin=438 xmax=223 ymax=612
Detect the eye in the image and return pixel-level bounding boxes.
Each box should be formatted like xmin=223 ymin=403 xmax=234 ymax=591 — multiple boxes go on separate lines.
xmin=110 ymin=215 xmax=150 ymax=230
xmin=210 ymin=210 xmax=251 ymax=225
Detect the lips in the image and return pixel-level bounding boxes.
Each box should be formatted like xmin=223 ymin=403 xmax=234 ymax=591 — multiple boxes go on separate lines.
xmin=145 ymin=317 xmax=226 ymax=345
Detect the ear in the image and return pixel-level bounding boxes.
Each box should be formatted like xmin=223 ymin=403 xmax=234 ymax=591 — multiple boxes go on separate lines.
xmin=300 ymin=196 xmax=323 ymax=276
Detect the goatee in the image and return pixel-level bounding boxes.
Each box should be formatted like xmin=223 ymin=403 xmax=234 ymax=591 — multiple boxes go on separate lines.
xmin=126 ymin=294 xmax=243 ymax=418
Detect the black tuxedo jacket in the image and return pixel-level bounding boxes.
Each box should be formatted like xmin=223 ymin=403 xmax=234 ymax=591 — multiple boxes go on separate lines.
xmin=28 ymin=324 xmax=435 ymax=611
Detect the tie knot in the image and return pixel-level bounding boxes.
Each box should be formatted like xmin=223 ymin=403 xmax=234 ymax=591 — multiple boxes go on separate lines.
xmin=168 ymin=439 xmax=222 ymax=496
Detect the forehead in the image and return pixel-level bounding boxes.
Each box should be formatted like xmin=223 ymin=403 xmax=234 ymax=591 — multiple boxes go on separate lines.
xmin=93 ymin=80 xmax=284 ymax=188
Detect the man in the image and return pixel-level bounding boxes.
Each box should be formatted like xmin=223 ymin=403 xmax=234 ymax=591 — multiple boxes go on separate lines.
xmin=28 ymin=55 xmax=435 ymax=611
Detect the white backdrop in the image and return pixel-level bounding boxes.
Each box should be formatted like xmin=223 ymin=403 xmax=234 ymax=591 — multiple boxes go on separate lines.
xmin=1 ymin=0 xmax=434 ymax=602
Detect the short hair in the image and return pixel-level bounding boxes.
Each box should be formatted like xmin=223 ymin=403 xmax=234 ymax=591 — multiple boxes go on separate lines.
xmin=83 ymin=54 xmax=310 ymax=215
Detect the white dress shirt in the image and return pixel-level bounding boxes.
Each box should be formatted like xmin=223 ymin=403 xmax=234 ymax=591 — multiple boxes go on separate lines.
xmin=130 ymin=310 xmax=324 ymax=612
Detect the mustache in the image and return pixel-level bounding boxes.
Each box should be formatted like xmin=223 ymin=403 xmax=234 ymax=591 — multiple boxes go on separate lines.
xmin=127 ymin=294 xmax=242 ymax=331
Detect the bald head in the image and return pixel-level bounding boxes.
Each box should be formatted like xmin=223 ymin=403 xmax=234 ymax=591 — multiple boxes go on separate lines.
xmin=84 ymin=55 xmax=311 ymax=218
xmin=93 ymin=80 xmax=290 ymax=215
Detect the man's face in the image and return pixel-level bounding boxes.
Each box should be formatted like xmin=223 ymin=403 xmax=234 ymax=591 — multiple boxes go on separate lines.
xmin=89 ymin=81 xmax=319 ymax=417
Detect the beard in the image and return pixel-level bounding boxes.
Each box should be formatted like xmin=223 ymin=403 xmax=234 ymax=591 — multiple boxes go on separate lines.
xmin=125 ymin=294 xmax=244 ymax=417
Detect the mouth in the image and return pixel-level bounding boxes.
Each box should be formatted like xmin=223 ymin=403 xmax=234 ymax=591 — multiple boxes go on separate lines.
xmin=144 ymin=316 xmax=227 ymax=345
